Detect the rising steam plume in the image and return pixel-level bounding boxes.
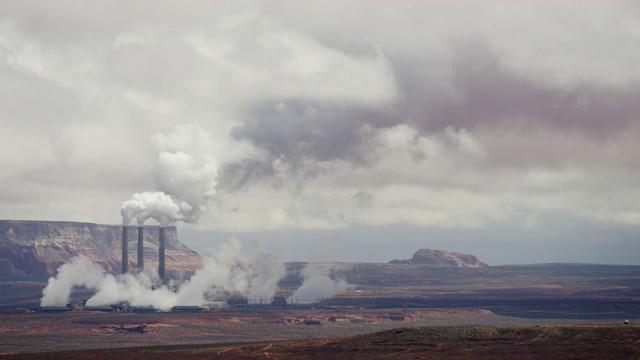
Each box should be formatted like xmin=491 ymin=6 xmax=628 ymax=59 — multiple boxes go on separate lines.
xmin=42 ymin=120 xmax=354 ymax=308
xmin=121 ymin=123 xmax=218 ymax=226
xmin=288 ymin=263 xmax=352 ymax=304
xmin=58 ymin=122 xmax=290 ymax=308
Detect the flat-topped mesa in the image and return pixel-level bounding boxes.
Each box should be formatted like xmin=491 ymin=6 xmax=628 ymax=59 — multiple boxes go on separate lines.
xmin=0 ymin=220 xmax=201 ymax=276
xmin=389 ymin=249 xmax=488 ymax=267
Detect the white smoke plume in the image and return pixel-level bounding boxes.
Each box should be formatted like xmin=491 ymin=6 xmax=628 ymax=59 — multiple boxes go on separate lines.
xmin=40 ymin=240 xmax=285 ymax=310
xmin=247 ymin=247 xmax=286 ymax=301
xmin=175 ymin=239 xmax=250 ymax=306
xmin=287 ymin=263 xmax=351 ymax=304
xmin=40 ymin=256 xmax=107 ymax=307
xmin=121 ymin=192 xmax=188 ymax=226
xmin=121 ymin=123 xmax=218 ymax=226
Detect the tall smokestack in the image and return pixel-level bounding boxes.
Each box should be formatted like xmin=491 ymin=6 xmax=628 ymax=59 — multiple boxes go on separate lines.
xmin=122 ymin=226 xmax=128 ymax=274
xmin=159 ymin=227 xmax=165 ymax=280
xmin=137 ymin=226 xmax=144 ymax=270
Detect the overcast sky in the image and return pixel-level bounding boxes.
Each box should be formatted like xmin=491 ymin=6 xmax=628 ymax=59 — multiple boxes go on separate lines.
xmin=1 ymin=1 xmax=639 ymax=265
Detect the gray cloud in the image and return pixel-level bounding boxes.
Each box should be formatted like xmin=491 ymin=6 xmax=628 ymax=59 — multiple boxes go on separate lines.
xmin=223 ymin=101 xmax=395 ymax=191
xmin=1 ymin=1 xmax=639 ymax=264
xmin=222 ymin=35 xmax=640 ymax=185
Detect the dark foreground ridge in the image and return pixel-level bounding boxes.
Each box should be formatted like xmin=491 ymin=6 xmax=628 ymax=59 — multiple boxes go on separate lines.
xmin=2 ymin=325 xmax=639 ymax=359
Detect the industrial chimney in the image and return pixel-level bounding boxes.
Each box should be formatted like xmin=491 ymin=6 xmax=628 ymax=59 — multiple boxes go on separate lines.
xmin=137 ymin=226 xmax=144 ymax=270
xmin=159 ymin=227 xmax=165 ymax=280
xmin=122 ymin=226 xmax=128 ymax=274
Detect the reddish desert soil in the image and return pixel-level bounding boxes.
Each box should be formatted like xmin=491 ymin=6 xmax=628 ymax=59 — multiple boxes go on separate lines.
xmin=0 ymin=308 xmax=623 ymax=355
xmin=2 ymin=325 xmax=639 ymax=359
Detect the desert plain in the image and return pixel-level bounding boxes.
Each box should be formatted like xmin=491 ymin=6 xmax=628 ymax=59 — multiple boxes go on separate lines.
xmin=1 ymin=262 xmax=639 ymax=358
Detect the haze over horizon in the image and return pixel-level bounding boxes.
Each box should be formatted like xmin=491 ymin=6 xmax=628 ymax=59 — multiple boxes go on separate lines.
xmin=1 ymin=1 xmax=639 ymax=266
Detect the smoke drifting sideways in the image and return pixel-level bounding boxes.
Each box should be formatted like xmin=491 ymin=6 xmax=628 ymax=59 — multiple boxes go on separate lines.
xmin=288 ymin=263 xmax=352 ymax=304
xmin=121 ymin=123 xmax=218 ymax=226
xmin=40 ymin=240 xmax=286 ymax=310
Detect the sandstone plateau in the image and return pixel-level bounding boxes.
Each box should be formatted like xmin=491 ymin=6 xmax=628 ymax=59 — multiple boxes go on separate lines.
xmin=0 ymin=220 xmax=201 ymax=276
xmin=389 ymin=249 xmax=488 ymax=267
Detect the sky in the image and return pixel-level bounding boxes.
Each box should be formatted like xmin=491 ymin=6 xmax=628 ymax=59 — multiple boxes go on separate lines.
xmin=1 ymin=0 xmax=639 ymax=265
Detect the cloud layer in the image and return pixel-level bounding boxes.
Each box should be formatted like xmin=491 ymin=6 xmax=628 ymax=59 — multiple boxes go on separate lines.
xmin=1 ymin=1 xmax=639 ymax=262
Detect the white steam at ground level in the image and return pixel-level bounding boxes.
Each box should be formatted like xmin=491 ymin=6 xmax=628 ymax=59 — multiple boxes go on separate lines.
xmin=288 ymin=263 xmax=352 ymax=304
xmin=40 ymin=240 xmax=286 ymax=310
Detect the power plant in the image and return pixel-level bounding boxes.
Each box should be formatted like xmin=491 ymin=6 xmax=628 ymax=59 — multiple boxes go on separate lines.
xmin=37 ymin=224 xmax=357 ymax=314
xmin=38 ymin=223 xmax=352 ymax=314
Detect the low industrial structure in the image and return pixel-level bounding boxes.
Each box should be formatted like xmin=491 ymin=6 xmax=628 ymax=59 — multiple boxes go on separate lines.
xmin=40 ymin=306 xmax=73 ymax=313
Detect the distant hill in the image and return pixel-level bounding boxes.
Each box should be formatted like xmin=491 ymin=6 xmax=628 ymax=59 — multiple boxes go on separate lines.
xmin=389 ymin=249 xmax=488 ymax=267
xmin=0 ymin=220 xmax=201 ymax=276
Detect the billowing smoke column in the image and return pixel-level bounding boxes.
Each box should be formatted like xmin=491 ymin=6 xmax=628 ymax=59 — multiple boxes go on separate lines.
xmin=288 ymin=263 xmax=352 ymax=304
xmin=121 ymin=123 xmax=218 ymax=227
xmin=247 ymin=250 xmax=286 ymax=301
xmin=41 ymin=256 xmax=111 ymax=307
xmin=42 ymin=121 xmax=348 ymax=309
xmin=121 ymin=192 xmax=187 ymax=227
xmin=120 ymin=123 xmax=219 ymax=277
xmin=41 ymin=240 xmax=286 ymax=310
xmin=171 ymin=240 xmax=286 ymax=305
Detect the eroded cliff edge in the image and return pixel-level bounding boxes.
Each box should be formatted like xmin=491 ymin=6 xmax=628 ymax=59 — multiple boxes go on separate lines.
xmin=0 ymin=220 xmax=201 ymax=275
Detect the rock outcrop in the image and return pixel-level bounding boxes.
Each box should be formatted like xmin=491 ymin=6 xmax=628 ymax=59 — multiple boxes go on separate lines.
xmin=0 ymin=220 xmax=201 ymax=276
xmin=389 ymin=249 xmax=488 ymax=267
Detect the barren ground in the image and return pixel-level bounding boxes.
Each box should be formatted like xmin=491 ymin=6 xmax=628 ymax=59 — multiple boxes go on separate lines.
xmin=1 ymin=263 xmax=639 ymax=357
xmin=0 ymin=309 xmax=629 ymax=355
xmin=2 ymin=323 xmax=639 ymax=359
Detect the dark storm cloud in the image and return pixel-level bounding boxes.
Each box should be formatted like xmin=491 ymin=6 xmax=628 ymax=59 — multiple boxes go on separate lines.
xmin=387 ymin=38 xmax=640 ymax=138
xmin=1 ymin=0 xmax=639 ymax=242
xmin=223 ymin=35 xmax=640 ymax=184
xmin=236 ymin=102 xmax=395 ymax=162
xmin=351 ymin=191 xmax=374 ymax=209
xmin=217 ymin=158 xmax=276 ymax=193
xmin=223 ymin=101 xmax=396 ymax=190
xmin=445 ymin=40 xmax=639 ymax=135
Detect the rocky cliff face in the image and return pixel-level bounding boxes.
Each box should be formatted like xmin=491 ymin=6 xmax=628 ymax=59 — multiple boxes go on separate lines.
xmin=0 ymin=220 xmax=201 ymax=276
xmin=389 ymin=249 xmax=488 ymax=267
